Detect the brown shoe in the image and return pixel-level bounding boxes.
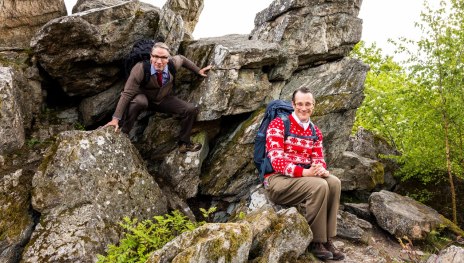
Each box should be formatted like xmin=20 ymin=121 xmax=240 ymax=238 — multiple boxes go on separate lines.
xmin=179 ymin=142 xmax=202 ymax=153
xmin=310 ymin=242 xmax=333 ymax=260
xmin=324 ymin=239 xmax=345 ymax=260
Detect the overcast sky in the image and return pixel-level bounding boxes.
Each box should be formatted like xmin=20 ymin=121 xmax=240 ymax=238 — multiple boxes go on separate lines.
xmin=64 ymin=0 xmax=429 ymax=59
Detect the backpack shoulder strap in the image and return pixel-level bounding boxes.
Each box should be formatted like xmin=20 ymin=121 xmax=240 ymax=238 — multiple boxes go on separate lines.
xmin=284 ymin=115 xmax=320 ymax=142
xmin=309 ymin=122 xmax=319 ymax=142
xmin=167 ymin=59 xmax=176 ymax=77
xmin=281 ymin=115 xmax=291 ymax=140
xmin=141 ymin=60 xmax=151 ymax=87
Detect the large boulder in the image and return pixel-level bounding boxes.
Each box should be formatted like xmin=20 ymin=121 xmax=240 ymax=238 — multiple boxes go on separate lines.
xmin=251 ymin=0 xmax=362 ymax=66
xmin=159 ymin=131 xmax=209 ymax=198
xmin=332 ymin=151 xmax=384 ymax=191
xmin=147 ymin=222 xmax=253 ymax=263
xmin=200 ymin=111 xmax=263 ymax=201
xmin=164 ymin=0 xmax=204 ymax=40
xmin=369 ymin=190 xmax=444 ymax=240
xmin=336 ymin=210 xmax=372 ymax=243
xmin=244 ymin=206 xmax=312 ymax=262
xmin=79 ymin=80 xmax=124 ymax=127
xmin=157 ymin=6 xmax=186 ymax=54
xmin=426 ymin=245 xmax=464 ymax=263
xmin=21 ymin=129 xmax=168 ymax=262
xmin=182 ymin=34 xmax=283 ymax=121
xmin=0 ymin=67 xmax=25 ymax=154
xmin=0 ymin=0 xmax=66 ymax=48
xmin=31 ymin=1 xmax=160 ymax=97
xmin=347 ymin=127 xmax=400 ymax=190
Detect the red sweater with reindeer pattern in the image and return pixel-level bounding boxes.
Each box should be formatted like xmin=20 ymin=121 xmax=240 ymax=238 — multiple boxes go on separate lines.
xmin=265 ymin=115 xmax=326 ymax=178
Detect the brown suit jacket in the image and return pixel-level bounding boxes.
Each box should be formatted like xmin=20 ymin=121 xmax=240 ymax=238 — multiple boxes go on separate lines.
xmin=113 ymin=55 xmax=201 ymax=119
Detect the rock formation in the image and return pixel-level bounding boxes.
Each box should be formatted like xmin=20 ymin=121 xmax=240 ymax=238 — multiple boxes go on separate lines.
xmin=0 ymin=0 xmax=462 ymax=262
xmin=0 ymin=0 xmax=66 ymax=48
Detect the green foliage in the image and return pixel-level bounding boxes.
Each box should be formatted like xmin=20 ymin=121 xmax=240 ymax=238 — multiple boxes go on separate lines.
xmin=26 ymin=137 xmax=41 ymax=147
xmin=351 ymin=41 xmax=412 ymax=151
xmin=351 ymin=0 xmax=464 ymax=225
xmin=97 ymin=210 xmax=206 ymax=263
xmin=351 ymin=0 xmax=464 ymax=184
xmin=73 ymin=122 xmax=86 ymax=131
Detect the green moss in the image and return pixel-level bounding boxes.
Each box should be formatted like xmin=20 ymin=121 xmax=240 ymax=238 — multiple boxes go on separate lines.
xmin=369 ymin=161 xmax=385 ymax=188
xmin=313 ymin=93 xmax=354 ymax=116
xmin=440 ymin=215 xmax=464 ymax=237
xmin=38 ymin=140 xmax=59 ymax=174
xmin=0 ymin=171 xmax=34 ymax=241
xmin=202 ymin=224 xmax=252 ymax=262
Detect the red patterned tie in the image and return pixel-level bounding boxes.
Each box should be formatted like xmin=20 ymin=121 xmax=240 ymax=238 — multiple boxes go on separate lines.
xmin=156 ymin=71 xmax=162 ymax=86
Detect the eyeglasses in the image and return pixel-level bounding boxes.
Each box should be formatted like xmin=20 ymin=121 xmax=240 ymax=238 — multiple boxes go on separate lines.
xmin=151 ymin=54 xmax=169 ymax=61
xmin=294 ymin=102 xmax=314 ymax=108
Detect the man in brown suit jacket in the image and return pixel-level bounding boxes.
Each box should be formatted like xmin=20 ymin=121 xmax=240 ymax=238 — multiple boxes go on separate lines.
xmin=104 ymin=42 xmax=211 ymax=153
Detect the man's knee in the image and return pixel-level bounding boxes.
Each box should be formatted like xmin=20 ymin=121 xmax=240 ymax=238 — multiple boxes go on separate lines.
xmin=311 ymin=178 xmax=329 ymax=195
xmin=326 ymin=175 xmax=341 ymax=190
xmin=184 ymin=103 xmax=199 ymax=116
xmin=132 ymin=94 xmax=148 ymax=110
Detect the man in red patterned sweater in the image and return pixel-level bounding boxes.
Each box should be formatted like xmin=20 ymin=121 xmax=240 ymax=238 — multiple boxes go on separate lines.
xmin=264 ymin=87 xmax=344 ymax=261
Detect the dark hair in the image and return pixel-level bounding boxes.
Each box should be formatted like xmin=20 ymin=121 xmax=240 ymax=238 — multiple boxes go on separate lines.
xmin=291 ymin=87 xmax=313 ymax=102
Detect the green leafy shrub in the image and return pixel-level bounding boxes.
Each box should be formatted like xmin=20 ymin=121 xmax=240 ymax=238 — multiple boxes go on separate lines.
xmin=97 ymin=209 xmax=216 ymax=263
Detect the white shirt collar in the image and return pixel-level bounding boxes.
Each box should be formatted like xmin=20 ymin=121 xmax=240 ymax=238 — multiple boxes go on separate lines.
xmin=292 ymin=112 xmax=311 ymax=130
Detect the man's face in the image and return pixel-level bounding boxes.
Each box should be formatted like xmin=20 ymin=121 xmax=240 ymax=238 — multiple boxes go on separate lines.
xmin=150 ymin=47 xmax=170 ymax=71
xmin=292 ymin=91 xmax=315 ymax=123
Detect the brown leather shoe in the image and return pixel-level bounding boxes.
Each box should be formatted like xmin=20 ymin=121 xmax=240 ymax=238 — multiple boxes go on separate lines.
xmin=310 ymin=242 xmax=333 ymax=260
xmin=324 ymin=239 xmax=345 ymax=260
xmin=179 ymin=142 xmax=202 ymax=153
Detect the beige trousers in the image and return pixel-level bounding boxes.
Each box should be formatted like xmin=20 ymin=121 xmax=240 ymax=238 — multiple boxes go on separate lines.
xmin=267 ymin=174 xmax=341 ymax=242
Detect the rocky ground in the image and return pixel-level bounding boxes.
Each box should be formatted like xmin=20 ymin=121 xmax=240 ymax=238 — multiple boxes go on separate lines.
xmin=298 ymin=226 xmax=428 ymax=263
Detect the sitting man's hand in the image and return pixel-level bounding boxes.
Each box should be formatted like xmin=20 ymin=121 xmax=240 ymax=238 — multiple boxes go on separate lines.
xmin=304 ymin=163 xmax=329 ymax=178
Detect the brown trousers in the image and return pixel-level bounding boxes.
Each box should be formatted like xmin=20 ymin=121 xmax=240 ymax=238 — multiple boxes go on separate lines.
xmin=267 ymin=174 xmax=341 ymax=242
xmin=120 ymin=94 xmax=198 ymax=144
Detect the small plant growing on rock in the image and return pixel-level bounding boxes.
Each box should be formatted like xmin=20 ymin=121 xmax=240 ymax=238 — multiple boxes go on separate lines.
xmin=97 ymin=208 xmax=216 ymax=263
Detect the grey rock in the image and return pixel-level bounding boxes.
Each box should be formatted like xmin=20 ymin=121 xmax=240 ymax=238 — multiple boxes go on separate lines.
xmin=369 ymin=190 xmax=444 ymax=240
xmin=79 ymin=81 xmax=124 ymax=127
xmin=182 ymin=35 xmax=283 ymax=121
xmin=332 ymin=151 xmax=385 ymax=191
xmin=0 ymin=67 xmax=25 ymax=154
xmin=164 ymin=0 xmax=204 ymax=40
xmin=244 ymin=207 xmax=311 ymax=262
xmin=22 ymin=129 xmax=167 ymax=262
xmin=0 ymin=0 xmax=66 ymax=48
xmin=147 ymin=222 xmax=253 ymax=263
xmin=200 ymin=111 xmax=263 ymax=201
xmin=72 ymin=0 xmax=129 ymax=13
xmin=31 ymin=1 xmax=160 ymax=97
xmin=251 ymin=0 xmax=362 ymax=66
xmin=344 ymin=202 xmax=374 ymax=222
xmin=337 ymin=210 xmax=372 ymax=243
xmin=159 ymin=132 xmax=209 ymax=198
xmin=426 ymin=245 xmax=464 ymax=263
xmin=157 ymin=6 xmax=185 ymax=54
xmin=348 ymin=127 xmax=400 ymax=190
xmin=0 ymin=169 xmax=35 ymax=263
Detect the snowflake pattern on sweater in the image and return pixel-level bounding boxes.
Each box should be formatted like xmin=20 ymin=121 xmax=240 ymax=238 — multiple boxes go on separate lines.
xmin=265 ymin=115 xmax=326 ymax=177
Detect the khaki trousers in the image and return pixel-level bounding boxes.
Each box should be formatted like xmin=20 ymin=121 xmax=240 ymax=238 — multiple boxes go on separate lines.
xmin=267 ymin=174 xmax=341 ymax=242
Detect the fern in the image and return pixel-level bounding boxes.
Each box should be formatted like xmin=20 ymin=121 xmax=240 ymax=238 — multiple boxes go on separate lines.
xmin=97 ymin=209 xmax=215 ymax=263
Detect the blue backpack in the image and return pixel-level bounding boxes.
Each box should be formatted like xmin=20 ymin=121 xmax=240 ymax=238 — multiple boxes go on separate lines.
xmin=253 ymin=100 xmax=319 ymax=183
